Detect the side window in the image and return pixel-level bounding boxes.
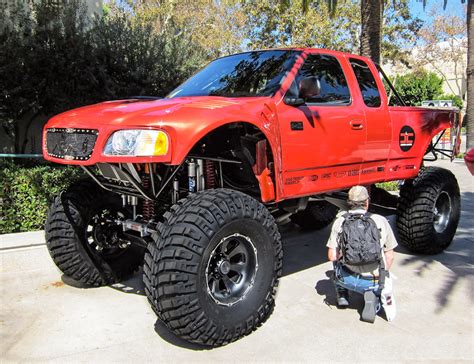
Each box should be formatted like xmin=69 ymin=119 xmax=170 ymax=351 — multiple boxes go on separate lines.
xmin=294 ymin=54 xmax=351 ymax=105
xmin=349 ymin=58 xmax=381 ymax=107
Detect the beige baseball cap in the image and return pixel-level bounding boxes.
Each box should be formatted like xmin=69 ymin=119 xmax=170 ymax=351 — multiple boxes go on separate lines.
xmin=348 ymin=185 xmax=369 ymax=202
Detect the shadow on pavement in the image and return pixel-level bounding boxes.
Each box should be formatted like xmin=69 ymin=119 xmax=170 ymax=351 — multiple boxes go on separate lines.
xmin=110 ymin=267 xmax=146 ymax=296
xmin=153 ymin=320 xmax=210 ymax=351
xmin=315 ymin=270 xmax=367 ymax=319
xmin=280 ymin=223 xmax=331 ymax=276
xmin=396 ymin=191 xmax=474 ymax=311
xmin=60 ymin=274 xmax=94 ymax=288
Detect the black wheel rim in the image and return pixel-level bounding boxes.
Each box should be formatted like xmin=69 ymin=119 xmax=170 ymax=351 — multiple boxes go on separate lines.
xmin=206 ymin=233 xmax=258 ymax=307
xmin=433 ymin=191 xmax=452 ymax=233
xmin=86 ymin=208 xmax=129 ymax=259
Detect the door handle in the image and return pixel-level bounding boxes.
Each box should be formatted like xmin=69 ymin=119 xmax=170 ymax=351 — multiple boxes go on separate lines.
xmin=350 ymin=120 xmax=364 ymax=130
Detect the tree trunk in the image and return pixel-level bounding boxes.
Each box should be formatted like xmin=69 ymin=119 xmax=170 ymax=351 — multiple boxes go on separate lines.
xmin=466 ymin=0 xmax=473 ymax=149
xmin=360 ymin=0 xmax=382 ymax=64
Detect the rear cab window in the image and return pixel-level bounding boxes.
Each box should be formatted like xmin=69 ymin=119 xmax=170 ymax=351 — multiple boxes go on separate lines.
xmin=287 ymin=53 xmax=351 ymax=105
xmin=349 ymin=58 xmax=381 ymax=107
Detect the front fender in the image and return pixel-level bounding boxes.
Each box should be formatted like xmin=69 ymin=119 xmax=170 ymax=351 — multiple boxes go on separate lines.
xmin=160 ymin=104 xmax=283 ymax=202
xmin=165 ymin=111 xmax=280 ymax=166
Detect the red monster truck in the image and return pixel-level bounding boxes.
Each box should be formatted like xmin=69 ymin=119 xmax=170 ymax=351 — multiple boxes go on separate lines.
xmin=43 ymin=49 xmax=462 ymax=346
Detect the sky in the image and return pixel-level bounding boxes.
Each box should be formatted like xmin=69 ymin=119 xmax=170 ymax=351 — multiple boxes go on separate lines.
xmin=408 ymin=0 xmax=467 ymax=23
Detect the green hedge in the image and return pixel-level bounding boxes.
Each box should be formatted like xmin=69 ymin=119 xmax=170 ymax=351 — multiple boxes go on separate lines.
xmin=375 ymin=181 xmax=399 ymax=192
xmin=0 ymin=162 xmax=85 ymax=234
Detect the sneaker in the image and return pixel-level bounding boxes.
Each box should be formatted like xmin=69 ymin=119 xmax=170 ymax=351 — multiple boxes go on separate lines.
xmin=336 ymin=289 xmax=349 ymax=307
xmin=361 ymin=291 xmax=377 ymax=323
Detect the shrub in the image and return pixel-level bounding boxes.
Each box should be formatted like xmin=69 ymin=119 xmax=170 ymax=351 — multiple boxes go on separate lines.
xmin=0 ymin=0 xmax=208 ymax=153
xmin=375 ymin=181 xmax=399 ymax=192
xmin=0 ymin=162 xmax=85 ymax=234
xmin=394 ymin=70 xmax=443 ymax=106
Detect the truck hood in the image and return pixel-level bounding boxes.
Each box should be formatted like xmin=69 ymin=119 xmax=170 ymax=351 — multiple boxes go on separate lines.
xmin=43 ymin=95 xmax=279 ymax=168
xmin=46 ymin=96 xmax=270 ymax=128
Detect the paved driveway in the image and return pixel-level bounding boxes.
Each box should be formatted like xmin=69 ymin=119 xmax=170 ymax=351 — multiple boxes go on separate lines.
xmin=1 ymin=159 xmax=473 ymax=362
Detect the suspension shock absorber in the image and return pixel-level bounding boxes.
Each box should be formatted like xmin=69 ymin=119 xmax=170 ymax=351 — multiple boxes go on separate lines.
xmin=142 ymin=174 xmax=155 ymax=221
xmin=188 ymin=159 xmax=196 ymax=193
xmin=172 ymin=178 xmax=180 ymax=204
xmin=204 ymin=159 xmax=216 ymax=189
xmin=197 ymin=159 xmax=205 ymax=191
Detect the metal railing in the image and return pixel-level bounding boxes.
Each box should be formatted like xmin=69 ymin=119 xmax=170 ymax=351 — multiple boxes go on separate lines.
xmin=0 ymin=154 xmax=43 ymax=159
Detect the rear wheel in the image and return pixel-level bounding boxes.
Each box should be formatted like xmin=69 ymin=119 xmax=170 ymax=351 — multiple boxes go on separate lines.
xmin=397 ymin=167 xmax=460 ymax=254
xmin=291 ymin=200 xmax=339 ymax=230
xmin=143 ymin=189 xmax=282 ymax=347
xmin=45 ymin=180 xmax=145 ymax=286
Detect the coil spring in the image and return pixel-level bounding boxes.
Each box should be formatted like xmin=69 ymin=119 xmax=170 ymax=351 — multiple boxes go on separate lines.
xmin=204 ymin=159 xmax=216 ymax=189
xmin=142 ymin=175 xmax=155 ymax=220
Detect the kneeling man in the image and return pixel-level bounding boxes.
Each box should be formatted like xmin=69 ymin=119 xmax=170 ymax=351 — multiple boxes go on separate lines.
xmin=327 ymin=185 xmax=397 ymax=322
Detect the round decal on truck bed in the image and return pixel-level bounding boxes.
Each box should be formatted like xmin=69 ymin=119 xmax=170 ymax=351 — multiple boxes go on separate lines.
xmin=399 ymin=126 xmax=415 ymax=152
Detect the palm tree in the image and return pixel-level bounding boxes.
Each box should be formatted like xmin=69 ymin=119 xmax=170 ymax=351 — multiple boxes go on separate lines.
xmin=285 ymin=0 xmax=383 ymax=62
xmin=360 ymin=0 xmax=383 ymax=63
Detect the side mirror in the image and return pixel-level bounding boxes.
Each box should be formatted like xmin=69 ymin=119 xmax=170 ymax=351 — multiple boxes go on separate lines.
xmin=299 ymin=76 xmax=321 ymax=100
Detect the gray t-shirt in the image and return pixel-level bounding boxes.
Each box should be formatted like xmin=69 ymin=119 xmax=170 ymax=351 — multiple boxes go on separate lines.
xmin=326 ymin=209 xmax=398 ymax=275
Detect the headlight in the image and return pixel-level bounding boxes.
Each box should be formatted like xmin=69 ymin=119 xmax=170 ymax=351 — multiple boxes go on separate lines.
xmin=104 ymin=130 xmax=169 ymax=156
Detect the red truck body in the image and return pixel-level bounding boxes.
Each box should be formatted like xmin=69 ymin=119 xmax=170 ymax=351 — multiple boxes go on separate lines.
xmin=41 ymin=48 xmax=463 ymax=347
xmin=43 ymin=48 xmax=459 ymax=202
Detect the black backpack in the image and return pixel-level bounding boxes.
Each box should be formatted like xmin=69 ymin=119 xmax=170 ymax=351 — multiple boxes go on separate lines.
xmin=339 ymin=213 xmax=386 ymax=288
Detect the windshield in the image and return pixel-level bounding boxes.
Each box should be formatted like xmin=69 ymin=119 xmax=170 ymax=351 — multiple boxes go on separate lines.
xmin=167 ymin=50 xmax=300 ymax=98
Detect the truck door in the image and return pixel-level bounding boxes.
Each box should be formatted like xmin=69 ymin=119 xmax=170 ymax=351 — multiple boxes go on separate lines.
xmin=348 ymin=58 xmax=391 ymax=183
xmin=276 ymin=52 xmax=367 ymax=198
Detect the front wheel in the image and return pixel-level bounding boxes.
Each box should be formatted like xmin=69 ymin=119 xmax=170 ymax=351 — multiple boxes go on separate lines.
xmin=143 ymin=189 xmax=283 ymax=347
xmin=45 ymin=180 xmax=145 ymax=286
xmin=396 ymin=167 xmax=460 ymax=254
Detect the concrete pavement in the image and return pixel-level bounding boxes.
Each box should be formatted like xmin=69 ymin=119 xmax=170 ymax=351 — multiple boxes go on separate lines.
xmin=1 ymin=159 xmax=473 ymax=363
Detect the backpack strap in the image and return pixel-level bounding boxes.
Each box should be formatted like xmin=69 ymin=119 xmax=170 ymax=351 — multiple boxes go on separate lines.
xmin=338 ymin=213 xmax=352 ymax=265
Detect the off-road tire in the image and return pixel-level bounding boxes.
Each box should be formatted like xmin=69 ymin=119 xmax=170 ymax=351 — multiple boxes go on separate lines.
xmin=45 ymin=180 xmax=145 ymax=286
xmin=143 ymin=188 xmax=283 ymax=347
xmin=291 ymin=200 xmax=339 ymax=230
xmin=397 ymin=167 xmax=460 ymax=254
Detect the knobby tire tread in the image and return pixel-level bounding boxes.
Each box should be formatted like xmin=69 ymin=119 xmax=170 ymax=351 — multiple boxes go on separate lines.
xmin=396 ymin=167 xmax=460 ymax=254
xmin=143 ymin=188 xmax=282 ymax=347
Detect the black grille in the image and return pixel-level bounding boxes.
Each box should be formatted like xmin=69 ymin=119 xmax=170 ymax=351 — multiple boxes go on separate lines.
xmin=46 ymin=128 xmax=98 ymax=160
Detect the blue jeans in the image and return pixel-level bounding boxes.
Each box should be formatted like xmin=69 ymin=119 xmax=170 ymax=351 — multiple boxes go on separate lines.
xmin=334 ymin=263 xmax=380 ymax=295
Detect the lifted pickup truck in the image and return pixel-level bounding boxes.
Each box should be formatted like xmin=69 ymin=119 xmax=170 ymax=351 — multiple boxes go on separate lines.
xmin=43 ymin=48 xmax=462 ymax=346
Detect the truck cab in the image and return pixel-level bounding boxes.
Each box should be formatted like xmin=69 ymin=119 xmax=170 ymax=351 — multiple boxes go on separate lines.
xmin=275 ymin=49 xmax=459 ymax=199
